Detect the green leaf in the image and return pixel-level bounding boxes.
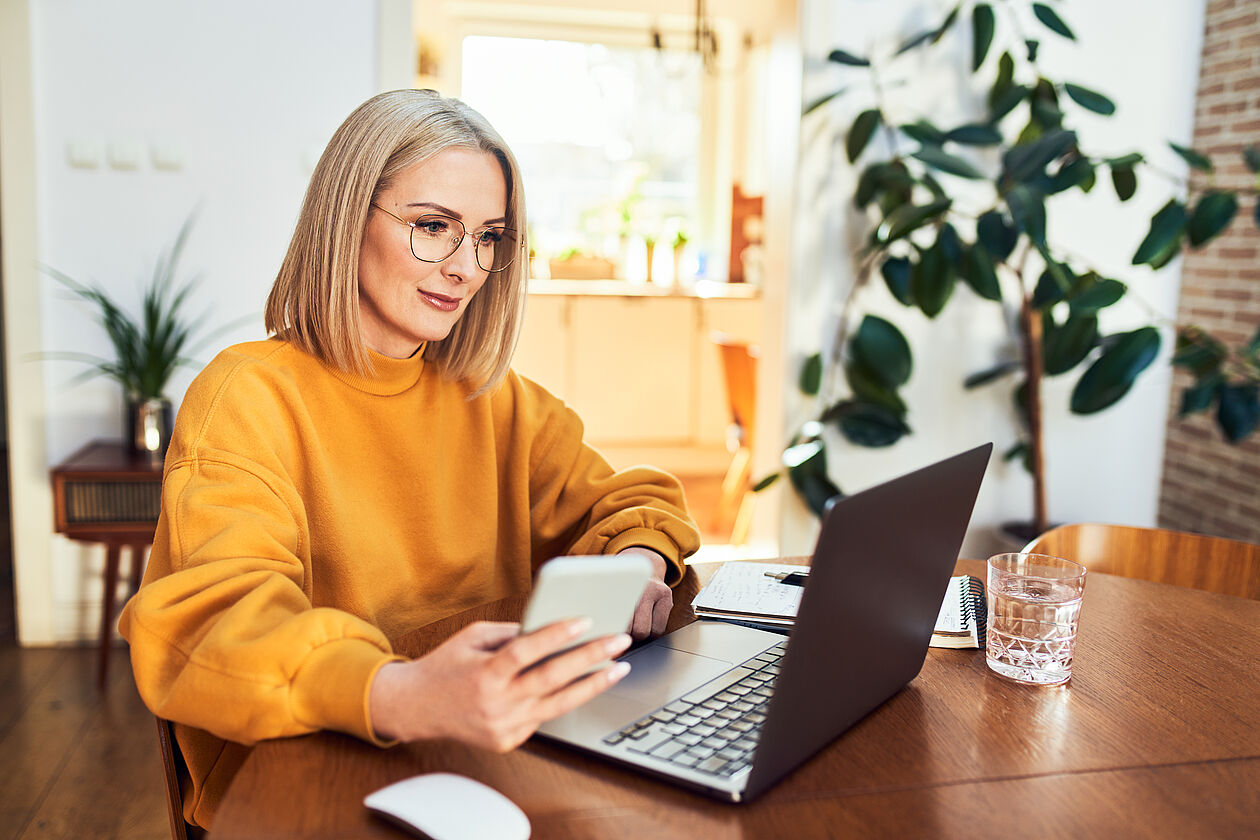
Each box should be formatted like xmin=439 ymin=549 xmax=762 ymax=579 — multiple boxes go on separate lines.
xmin=878 ymin=198 xmax=952 ymax=243
xmin=933 ymin=3 xmax=961 ymax=43
xmin=900 ymin=120 xmax=946 ymax=145
xmin=937 ymin=223 xmax=964 ymax=265
xmin=852 ymin=315 xmax=913 ymax=387
xmin=1063 ymin=83 xmax=1116 ymax=115
xmin=1187 ymin=191 xmax=1239 ymax=246
xmin=803 ymin=88 xmax=847 ymax=116
xmin=961 ymin=244 xmax=1003 ymax=301
xmin=945 ymin=123 xmax=1003 ymax=146
xmin=972 ymin=3 xmax=995 ymax=70
xmin=1245 ymin=145 xmax=1260 ymax=173
xmin=989 ymin=84 xmax=1028 ymax=124
xmin=1033 ymin=3 xmax=1076 ymax=40
xmin=1025 ymin=39 xmax=1040 ymax=63
xmin=800 ymin=352 xmax=823 ymax=396
xmin=1217 ymin=384 xmax=1260 ymax=443
xmin=784 ymin=437 xmax=844 ymax=516
xmin=1003 ymin=440 xmax=1031 ymax=470
xmin=1132 ymin=198 xmax=1187 ymax=266
xmin=1106 ymin=152 xmax=1144 ymax=168
xmin=1179 ymin=376 xmax=1222 ymax=417
xmin=1111 ymin=164 xmax=1137 ymax=201
xmin=896 ymin=28 xmax=938 ymax=55
xmin=912 ymin=243 xmax=956 ymax=318
xmin=826 ymin=400 xmax=912 ymax=447
xmin=921 ymin=171 xmax=947 ymax=199
xmin=845 ymin=360 xmax=908 ymax=414
xmin=847 ymin=109 xmax=881 ymax=163
xmin=1002 ymin=129 xmax=1077 ymax=184
xmin=1069 ymin=274 xmax=1126 ymax=313
xmin=1170 ymin=142 xmax=1213 ymax=173
xmin=1173 ymin=328 xmax=1228 ymax=377
xmin=1006 ymin=185 xmax=1047 ymax=245
xmin=827 ymin=49 xmax=870 ymax=66
xmin=912 ymin=144 xmax=985 ymax=179
xmin=1070 ymin=327 xmax=1161 ymax=414
xmin=881 ymin=256 xmax=915 ymax=305
xmin=1043 ymin=312 xmax=1099 ymax=375
xmin=1048 ymin=157 xmax=1095 ymax=193
xmin=977 ymin=210 xmax=1018 ymax=261
xmin=965 ymin=360 xmax=1020 ymax=388
xmin=751 ymin=472 xmax=781 ymax=492
xmin=1032 ymin=266 xmax=1069 ymax=308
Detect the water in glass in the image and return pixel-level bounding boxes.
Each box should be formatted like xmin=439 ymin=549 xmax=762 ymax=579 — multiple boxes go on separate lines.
xmin=986 ymin=553 xmax=1086 ymax=685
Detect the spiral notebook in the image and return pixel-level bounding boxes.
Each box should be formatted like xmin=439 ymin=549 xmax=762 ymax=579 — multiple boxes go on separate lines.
xmin=693 ymin=563 xmax=987 ymax=649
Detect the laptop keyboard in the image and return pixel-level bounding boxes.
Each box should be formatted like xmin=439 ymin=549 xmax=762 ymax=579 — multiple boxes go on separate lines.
xmin=600 ymin=640 xmax=787 ymax=778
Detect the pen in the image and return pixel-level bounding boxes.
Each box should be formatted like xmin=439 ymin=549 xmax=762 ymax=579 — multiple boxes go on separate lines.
xmin=764 ymin=571 xmax=809 ymax=587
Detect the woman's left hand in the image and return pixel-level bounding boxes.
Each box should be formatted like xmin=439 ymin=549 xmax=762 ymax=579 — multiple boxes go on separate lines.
xmin=618 ymin=547 xmax=673 ymax=640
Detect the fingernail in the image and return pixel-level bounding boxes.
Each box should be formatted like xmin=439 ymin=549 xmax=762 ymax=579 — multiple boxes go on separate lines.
xmin=605 ymin=633 xmax=631 ymax=654
xmin=568 ymin=617 xmax=592 ymax=637
xmin=607 ymin=661 xmax=631 ymax=682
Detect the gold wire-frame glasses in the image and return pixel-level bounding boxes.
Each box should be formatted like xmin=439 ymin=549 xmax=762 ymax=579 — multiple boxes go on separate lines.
xmin=371 ymin=203 xmax=517 ymax=273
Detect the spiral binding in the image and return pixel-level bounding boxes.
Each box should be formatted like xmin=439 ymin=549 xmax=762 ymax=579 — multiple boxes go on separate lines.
xmin=965 ymin=576 xmax=987 ymax=643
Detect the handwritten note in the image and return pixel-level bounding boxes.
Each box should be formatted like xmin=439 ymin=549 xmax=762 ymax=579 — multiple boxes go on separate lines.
xmin=692 ymin=562 xmax=807 ymax=619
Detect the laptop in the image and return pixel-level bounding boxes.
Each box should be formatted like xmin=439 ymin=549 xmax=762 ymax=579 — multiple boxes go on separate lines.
xmin=535 ymin=442 xmax=992 ymax=802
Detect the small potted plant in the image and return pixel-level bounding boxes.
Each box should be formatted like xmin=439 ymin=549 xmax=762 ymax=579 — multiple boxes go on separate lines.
xmin=43 ymin=215 xmax=211 ymax=463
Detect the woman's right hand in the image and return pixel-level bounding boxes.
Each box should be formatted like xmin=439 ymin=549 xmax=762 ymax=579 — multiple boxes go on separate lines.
xmin=368 ymin=618 xmax=632 ymax=751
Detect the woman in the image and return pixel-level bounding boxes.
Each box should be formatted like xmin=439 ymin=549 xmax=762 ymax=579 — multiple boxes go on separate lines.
xmin=119 ymin=89 xmax=700 ymax=830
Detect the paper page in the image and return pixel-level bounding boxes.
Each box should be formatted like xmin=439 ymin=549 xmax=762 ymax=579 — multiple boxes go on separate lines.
xmin=692 ymin=562 xmax=807 ymax=619
xmin=934 ymin=575 xmax=967 ymax=634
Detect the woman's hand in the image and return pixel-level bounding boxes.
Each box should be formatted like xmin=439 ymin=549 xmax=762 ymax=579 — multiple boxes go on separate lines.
xmin=618 ymin=547 xmax=674 ymax=640
xmin=368 ymin=618 xmax=631 ymax=749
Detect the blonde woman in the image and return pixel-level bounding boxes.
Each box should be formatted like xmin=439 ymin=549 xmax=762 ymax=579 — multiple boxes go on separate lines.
xmin=120 ymin=89 xmax=700 ymax=830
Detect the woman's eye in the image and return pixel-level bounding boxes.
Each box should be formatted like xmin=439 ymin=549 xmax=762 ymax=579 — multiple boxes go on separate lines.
xmin=416 ymin=218 xmax=451 ymax=235
xmin=478 ymin=229 xmax=505 ymax=244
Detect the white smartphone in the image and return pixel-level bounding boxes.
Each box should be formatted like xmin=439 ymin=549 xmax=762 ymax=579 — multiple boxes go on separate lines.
xmin=520 ymin=554 xmax=654 ymax=660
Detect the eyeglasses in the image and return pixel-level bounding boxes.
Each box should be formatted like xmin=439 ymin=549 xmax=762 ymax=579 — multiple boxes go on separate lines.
xmin=370 ymin=203 xmax=517 ymax=273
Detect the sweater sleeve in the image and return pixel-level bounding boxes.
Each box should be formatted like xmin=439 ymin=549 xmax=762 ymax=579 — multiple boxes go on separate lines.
xmin=515 ymin=375 xmax=701 ymax=585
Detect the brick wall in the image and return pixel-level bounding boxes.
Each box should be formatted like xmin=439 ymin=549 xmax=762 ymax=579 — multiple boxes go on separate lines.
xmin=1158 ymin=0 xmax=1260 ymax=542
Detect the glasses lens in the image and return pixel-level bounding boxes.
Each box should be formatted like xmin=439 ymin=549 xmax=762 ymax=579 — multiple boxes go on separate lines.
xmin=409 ymin=215 xmax=463 ymax=262
xmin=474 ymin=227 xmax=517 ymax=272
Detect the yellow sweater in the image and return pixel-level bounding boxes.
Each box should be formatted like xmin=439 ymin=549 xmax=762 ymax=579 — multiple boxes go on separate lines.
xmin=118 ymin=339 xmax=699 ymax=828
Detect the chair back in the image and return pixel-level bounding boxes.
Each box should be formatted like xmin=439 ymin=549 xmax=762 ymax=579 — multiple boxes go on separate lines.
xmin=712 ymin=333 xmax=758 ymax=444
xmin=156 ymin=716 xmax=205 ymax=839
xmin=1023 ymin=523 xmax=1260 ymax=600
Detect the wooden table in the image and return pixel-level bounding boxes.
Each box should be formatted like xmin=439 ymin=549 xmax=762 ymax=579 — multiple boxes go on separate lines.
xmin=50 ymin=440 xmax=162 ymax=689
xmin=209 ymin=559 xmax=1260 ymax=838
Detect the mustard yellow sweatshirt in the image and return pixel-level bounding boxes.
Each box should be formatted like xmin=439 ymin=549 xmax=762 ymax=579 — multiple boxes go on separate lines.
xmin=118 ymin=339 xmax=699 ymax=828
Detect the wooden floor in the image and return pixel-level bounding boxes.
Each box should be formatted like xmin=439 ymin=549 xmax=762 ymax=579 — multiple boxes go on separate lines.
xmin=0 ymin=642 xmax=170 ymax=840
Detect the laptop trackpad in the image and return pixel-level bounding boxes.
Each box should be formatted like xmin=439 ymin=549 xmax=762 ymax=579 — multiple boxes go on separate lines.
xmin=607 ymin=644 xmax=735 ymax=706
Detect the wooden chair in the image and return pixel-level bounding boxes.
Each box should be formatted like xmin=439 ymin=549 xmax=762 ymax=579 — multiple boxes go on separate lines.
xmin=156 ymin=716 xmax=206 ymax=840
xmin=1023 ymin=523 xmax=1260 ymax=600
xmin=712 ymin=333 xmax=759 ymax=545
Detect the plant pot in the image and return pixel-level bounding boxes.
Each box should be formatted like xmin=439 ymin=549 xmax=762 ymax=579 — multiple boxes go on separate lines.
xmin=127 ymin=397 xmax=173 ymax=464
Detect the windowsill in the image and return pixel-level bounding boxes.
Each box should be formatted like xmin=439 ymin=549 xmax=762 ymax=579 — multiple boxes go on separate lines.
xmin=526 ymin=278 xmax=761 ymax=300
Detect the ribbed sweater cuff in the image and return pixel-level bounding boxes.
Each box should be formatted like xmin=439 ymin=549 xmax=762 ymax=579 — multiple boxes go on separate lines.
xmin=289 ymin=639 xmax=403 ymax=746
xmin=605 ymin=528 xmax=687 ymax=586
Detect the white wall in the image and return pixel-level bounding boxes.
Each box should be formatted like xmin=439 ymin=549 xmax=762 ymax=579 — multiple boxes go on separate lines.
xmin=782 ymin=0 xmax=1206 ymax=556
xmin=8 ymin=0 xmax=412 ymax=643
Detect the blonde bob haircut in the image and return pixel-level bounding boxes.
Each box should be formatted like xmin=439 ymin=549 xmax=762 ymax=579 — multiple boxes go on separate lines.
xmin=265 ymin=89 xmax=528 ymax=393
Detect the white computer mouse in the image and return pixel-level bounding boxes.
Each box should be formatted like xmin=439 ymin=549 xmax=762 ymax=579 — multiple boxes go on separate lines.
xmin=364 ymin=772 xmax=531 ymax=840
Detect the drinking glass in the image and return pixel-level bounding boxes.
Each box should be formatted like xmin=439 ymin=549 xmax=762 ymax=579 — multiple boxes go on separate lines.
xmin=985 ymin=552 xmax=1087 ymax=685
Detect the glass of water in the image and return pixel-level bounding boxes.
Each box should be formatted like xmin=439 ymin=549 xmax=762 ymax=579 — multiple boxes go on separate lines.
xmin=986 ymin=553 xmax=1087 ymax=685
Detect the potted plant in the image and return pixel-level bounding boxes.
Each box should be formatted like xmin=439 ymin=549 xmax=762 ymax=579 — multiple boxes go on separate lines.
xmin=43 ymin=215 xmax=212 ymax=462
xmin=759 ymin=1 xmax=1260 ymax=539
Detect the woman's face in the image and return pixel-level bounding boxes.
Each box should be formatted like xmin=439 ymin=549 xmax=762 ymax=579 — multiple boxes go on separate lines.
xmin=358 ymin=147 xmax=508 ymax=358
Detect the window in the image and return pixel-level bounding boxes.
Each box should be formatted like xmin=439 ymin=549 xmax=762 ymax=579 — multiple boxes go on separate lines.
xmin=460 ymin=35 xmax=707 ymax=284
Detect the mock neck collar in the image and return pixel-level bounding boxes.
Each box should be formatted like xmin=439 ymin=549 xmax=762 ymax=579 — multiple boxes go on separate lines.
xmin=330 ymin=343 xmax=427 ymax=395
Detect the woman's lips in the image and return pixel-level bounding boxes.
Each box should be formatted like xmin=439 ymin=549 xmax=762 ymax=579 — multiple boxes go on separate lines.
xmin=418 ymin=290 xmax=461 ymax=312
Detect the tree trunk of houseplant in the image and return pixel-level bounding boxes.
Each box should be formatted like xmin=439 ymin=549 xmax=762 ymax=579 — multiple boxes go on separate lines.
xmin=1019 ymin=294 xmax=1049 ymax=539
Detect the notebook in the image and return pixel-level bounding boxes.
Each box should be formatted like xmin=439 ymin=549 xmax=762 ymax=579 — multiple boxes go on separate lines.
xmin=534 ymin=443 xmax=992 ymax=802
xmin=692 ymin=563 xmax=987 ymax=649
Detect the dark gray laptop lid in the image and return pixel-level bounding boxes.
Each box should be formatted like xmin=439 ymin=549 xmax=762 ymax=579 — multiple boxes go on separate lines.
xmin=744 ymin=443 xmax=992 ymax=799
